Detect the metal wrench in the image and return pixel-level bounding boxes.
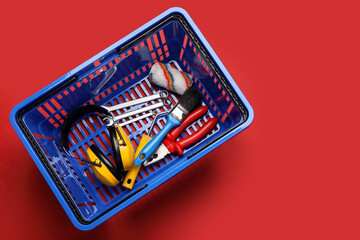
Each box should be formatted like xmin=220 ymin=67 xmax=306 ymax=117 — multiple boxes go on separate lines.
xmin=103 ymin=99 xmax=171 ymax=126
xmin=117 ymin=112 xmax=154 ymax=127
xmin=101 ymin=90 xmax=169 ymax=112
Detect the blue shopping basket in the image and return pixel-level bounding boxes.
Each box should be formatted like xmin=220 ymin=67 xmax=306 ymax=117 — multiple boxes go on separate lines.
xmin=10 ymin=7 xmax=254 ymax=230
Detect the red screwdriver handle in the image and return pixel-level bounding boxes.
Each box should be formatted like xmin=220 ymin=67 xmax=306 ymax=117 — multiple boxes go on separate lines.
xmin=166 ymin=106 xmax=208 ymax=142
xmin=172 ymin=118 xmax=218 ymax=156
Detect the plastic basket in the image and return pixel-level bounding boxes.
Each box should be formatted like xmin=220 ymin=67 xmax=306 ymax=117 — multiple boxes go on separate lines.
xmin=10 ymin=7 xmax=254 ymax=230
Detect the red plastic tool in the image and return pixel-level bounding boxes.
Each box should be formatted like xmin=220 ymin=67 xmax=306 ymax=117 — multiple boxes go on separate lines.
xmin=143 ymin=106 xmax=218 ymax=166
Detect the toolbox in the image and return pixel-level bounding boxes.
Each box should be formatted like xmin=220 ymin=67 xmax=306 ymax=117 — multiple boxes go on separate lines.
xmin=10 ymin=7 xmax=254 ymax=230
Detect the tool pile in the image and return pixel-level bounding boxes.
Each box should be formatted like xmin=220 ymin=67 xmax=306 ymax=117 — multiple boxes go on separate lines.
xmin=60 ymin=62 xmax=218 ymax=189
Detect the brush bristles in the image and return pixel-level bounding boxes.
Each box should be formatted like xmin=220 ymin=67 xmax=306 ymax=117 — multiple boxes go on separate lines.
xmin=177 ymin=86 xmax=203 ymax=113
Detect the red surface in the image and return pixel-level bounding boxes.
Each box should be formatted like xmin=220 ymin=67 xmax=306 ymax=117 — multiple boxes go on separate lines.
xmin=1 ymin=0 xmax=359 ymax=239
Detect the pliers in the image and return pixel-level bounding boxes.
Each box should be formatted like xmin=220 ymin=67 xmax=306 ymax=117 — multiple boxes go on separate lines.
xmin=143 ymin=106 xmax=218 ymax=166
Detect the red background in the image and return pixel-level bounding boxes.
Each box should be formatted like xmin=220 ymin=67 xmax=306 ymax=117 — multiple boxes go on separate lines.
xmin=1 ymin=0 xmax=359 ymax=239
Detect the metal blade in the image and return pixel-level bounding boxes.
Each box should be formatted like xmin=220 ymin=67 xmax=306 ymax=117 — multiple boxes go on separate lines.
xmin=143 ymin=143 xmax=170 ymax=166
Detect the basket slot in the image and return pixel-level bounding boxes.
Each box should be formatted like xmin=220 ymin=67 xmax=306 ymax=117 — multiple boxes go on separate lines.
xmin=31 ymin=135 xmax=96 ymax=219
xmin=96 ymin=187 xmax=108 ymax=203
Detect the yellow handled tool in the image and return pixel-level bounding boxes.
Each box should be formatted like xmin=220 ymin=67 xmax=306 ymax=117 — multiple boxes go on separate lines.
xmin=123 ymin=111 xmax=169 ymax=189
xmin=123 ymin=134 xmax=152 ymax=189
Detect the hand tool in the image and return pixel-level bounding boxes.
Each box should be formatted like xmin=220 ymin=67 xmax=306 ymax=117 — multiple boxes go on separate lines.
xmin=123 ymin=111 xmax=170 ymax=189
xmin=122 ymin=135 xmax=153 ymax=189
xmin=103 ymin=98 xmax=171 ymax=126
xmin=133 ymin=86 xmax=203 ymax=166
xmin=117 ymin=112 xmax=154 ymax=127
xmin=144 ymin=106 xmax=218 ymax=166
xmin=101 ymin=90 xmax=168 ymax=112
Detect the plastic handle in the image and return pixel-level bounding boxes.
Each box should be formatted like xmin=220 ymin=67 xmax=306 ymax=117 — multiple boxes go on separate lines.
xmin=166 ymin=106 xmax=208 ymax=142
xmin=134 ymin=114 xmax=181 ymax=166
xmin=172 ymin=118 xmax=218 ymax=156
xmin=123 ymin=134 xmax=153 ymax=190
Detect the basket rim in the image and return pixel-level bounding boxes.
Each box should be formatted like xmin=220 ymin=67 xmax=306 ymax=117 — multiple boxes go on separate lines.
xmin=9 ymin=7 xmax=254 ymax=230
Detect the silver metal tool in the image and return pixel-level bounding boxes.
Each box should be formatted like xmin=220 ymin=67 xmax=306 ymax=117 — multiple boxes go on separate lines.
xmin=101 ymin=90 xmax=168 ymax=112
xmin=147 ymin=111 xmax=170 ymax=136
xmin=133 ymin=87 xmax=203 ymax=166
xmin=143 ymin=143 xmax=170 ymax=166
xmin=103 ymin=99 xmax=171 ymax=126
xmin=117 ymin=112 xmax=154 ymax=127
